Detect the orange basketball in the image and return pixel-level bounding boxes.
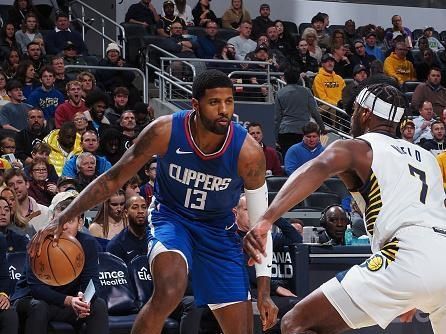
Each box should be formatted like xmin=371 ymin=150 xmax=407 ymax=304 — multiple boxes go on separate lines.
xmin=31 ymin=233 xmax=85 ymax=286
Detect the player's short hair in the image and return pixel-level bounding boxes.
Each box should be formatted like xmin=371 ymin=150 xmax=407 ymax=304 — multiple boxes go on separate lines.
xmin=192 ymin=70 xmax=233 ymax=100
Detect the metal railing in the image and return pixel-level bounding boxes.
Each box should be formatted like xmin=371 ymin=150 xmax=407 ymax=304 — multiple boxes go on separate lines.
xmin=69 ymin=0 xmax=126 ymax=59
xmin=64 ymin=64 xmax=148 ymax=103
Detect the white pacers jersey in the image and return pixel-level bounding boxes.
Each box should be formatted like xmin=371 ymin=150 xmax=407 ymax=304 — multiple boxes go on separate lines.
xmin=354 ymin=132 xmax=446 ymax=252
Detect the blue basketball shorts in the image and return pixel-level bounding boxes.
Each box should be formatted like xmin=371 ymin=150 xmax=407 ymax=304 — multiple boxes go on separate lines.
xmin=147 ymin=203 xmax=249 ymax=307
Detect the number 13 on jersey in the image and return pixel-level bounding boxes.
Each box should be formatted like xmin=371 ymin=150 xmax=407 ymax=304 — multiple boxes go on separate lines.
xmin=184 ymin=188 xmax=208 ymax=210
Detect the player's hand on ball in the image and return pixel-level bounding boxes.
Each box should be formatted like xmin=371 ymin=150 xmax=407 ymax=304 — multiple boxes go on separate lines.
xmin=243 ymin=219 xmax=271 ymax=265
xmin=257 ymin=293 xmax=279 ymax=331
xmin=28 ymin=217 xmax=64 ymax=258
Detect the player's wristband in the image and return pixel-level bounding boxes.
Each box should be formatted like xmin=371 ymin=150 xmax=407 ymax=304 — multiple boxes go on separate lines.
xmin=255 ymin=230 xmax=272 ymax=277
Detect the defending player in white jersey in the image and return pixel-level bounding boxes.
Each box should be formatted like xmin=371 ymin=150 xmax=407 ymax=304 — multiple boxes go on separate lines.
xmin=245 ymin=83 xmax=446 ymax=334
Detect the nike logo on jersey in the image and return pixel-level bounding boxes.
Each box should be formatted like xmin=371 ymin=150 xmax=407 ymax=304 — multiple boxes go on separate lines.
xmin=176 ymin=148 xmax=193 ymax=155
xmin=126 ymin=251 xmax=134 ymax=254
xmin=224 ymin=223 xmax=235 ymax=231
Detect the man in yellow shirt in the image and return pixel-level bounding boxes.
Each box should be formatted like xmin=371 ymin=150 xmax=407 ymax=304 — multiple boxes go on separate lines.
xmin=436 ymin=150 xmax=446 ymax=190
xmin=383 ymin=41 xmax=416 ymax=85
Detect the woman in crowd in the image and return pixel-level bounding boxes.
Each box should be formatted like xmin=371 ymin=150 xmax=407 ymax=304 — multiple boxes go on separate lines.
xmin=192 ymin=0 xmax=217 ymax=27
xmin=0 ymin=187 xmax=36 ymax=238
xmin=27 ymin=157 xmax=57 ymax=207
xmin=2 ymin=48 xmax=21 ymax=79
xmin=302 ymin=27 xmax=322 ymax=64
xmin=8 ymin=0 xmax=41 ymax=30
xmin=290 ymin=39 xmax=319 ymax=75
xmin=0 ymin=23 xmax=19 ymax=60
xmin=89 ymin=189 xmax=128 ymax=240
xmin=0 ymin=71 xmax=10 ymax=106
xmin=73 ymin=112 xmax=89 ymax=135
xmin=15 ymin=59 xmax=39 ymax=99
xmin=15 ymin=12 xmax=44 ymax=55
xmin=221 ymin=0 xmax=251 ymax=30
xmin=274 ymin=20 xmax=295 ymax=57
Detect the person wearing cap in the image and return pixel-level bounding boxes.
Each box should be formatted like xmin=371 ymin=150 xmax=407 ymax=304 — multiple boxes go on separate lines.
xmin=0 ymin=80 xmax=32 ymax=132
xmin=342 ymin=64 xmax=368 ymax=115
xmin=251 ymin=3 xmax=273 ymax=41
xmin=221 ymin=0 xmax=251 ymax=31
xmin=420 ymin=121 xmax=446 ymax=155
xmin=412 ymin=67 xmax=446 ymax=117
xmin=312 ymin=53 xmax=345 ymax=110
xmin=157 ymin=0 xmax=186 ymax=38
xmin=383 ymin=41 xmax=416 ymax=85
xmin=227 ymin=21 xmax=257 ymax=60
xmin=96 ymin=43 xmax=137 ymax=106
xmin=192 ymin=0 xmax=217 ymax=27
xmin=364 ymin=31 xmax=384 ymax=62
xmin=56 ymin=176 xmax=78 ymax=192
xmin=350 ymin=39 xmax=376 ymax=72
xmin=44 ymin=11 xmax=87 ymax=56
xmin=125 ymin=0 xmax=159 ymax=31
xmin=62 ymin=41 xmax=87 ymax=77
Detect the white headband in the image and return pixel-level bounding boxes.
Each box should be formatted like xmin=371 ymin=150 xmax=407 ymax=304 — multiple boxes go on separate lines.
xmin=355 ymin=88 xmax=405 ymax=123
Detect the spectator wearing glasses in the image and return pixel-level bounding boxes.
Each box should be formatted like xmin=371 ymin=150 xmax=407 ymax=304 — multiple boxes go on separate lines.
xmin=350 ymin=39 xmax=375 ymax=72
xmin=161 ymin=0 xmax=194 ymax=27
xmin=23 ymin=142 xmax=58 ymax=183
xmin=196 ymin=20 xmax=225 ymax=59
xmin=27 ymin=157 xmax=57 ymax=206
xmin=384 ymin=41 xmax=416 ymax=85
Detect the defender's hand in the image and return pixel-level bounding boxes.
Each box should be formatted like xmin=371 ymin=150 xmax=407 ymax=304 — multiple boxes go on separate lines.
xmin=243 ymin=220 xmax=271 ymax=265
xmin=257 ymin=294 xmax=279 ymax=331
xmin=28 ymin=217 xmax=63 ymax=258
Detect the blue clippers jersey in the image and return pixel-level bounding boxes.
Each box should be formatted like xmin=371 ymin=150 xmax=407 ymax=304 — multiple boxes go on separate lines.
xmin=154 ymin=110 xmax=247 ymax=221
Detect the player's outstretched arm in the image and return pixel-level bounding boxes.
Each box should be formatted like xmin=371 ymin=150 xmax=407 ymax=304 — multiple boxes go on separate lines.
xmin=244 ymin=139 xmax=370 ymax=262
xmin=28 ymin=116 xmax=173 ymax=257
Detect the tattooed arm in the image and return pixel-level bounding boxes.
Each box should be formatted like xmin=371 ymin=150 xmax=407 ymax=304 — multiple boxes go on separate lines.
xmin=28 ymin=116 xmax=172 ymax=256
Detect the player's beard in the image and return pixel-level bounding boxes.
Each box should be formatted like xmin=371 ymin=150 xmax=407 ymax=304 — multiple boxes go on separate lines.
xmin=198 ymin=111 xmax=230 ymax=135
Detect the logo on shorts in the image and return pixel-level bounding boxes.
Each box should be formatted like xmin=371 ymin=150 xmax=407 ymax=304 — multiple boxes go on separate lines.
xmin=366 ymin=254 xmax=384 ymax=272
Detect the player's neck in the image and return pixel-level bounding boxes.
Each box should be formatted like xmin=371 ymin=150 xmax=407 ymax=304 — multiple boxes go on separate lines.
xmin=190 ymin=114 xmax=227 ymax=154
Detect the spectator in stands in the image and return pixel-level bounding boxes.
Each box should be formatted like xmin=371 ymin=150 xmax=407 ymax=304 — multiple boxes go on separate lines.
xmin=8 ymin=0 xmax=39 ymax=30
xmin=23 ymin=142 xmax=58 ymax=182
xmin=106 ymin=195 xmax=148 ymax=263
xmin=221 ymin=0 xmax=251 ymax=31
xmin=104 ymin=87 xmax=129 ymax=126
xmin=413 ymin=101 xmax=436 ymax=144
xmin=385 ymin=14 xmax=413 ymax=49
xmin=196 ymin=20 xmax=224 ymax=59
xmin=62 ymin=129 xmax=111 ymax=178
xmin=51 ymin=56 xmax=69 ymax=95
xmin=45 ymin=11 xmax=88 ymax=55
xmin=192 ymin=0 xmax=217 ymax=27
xmin=15 ymin=108 xmax=49 ymax=164
xmin=246 ymin=43 xmax=279 ymax=98
xmin=2 ymin=48 xmax=20 ymax=80
xmin=318 ymin=205 xmax=349 ymax=245
xmin=247 ymin=122 xmax=283 ymax=176
xmin=244 ymin=34 xmax=288 ymax=71
xmin=4 ymin=168 xmax=50 ymax=231
xmin=158 ymin=21 xmax=198 ymax=59
xmin=156 ymin=0 xmax=186 ymax=38
xmin=400 ymin=119 xmax=415 ymax=143
xmin=125 ymin=0 xmax=159 ymax=32
xmin=73 ymin=152 xmax=97 ymax=191
xmin=133 ymin=101 xmax=153 ymax=132
xmin=350 ymin=39 xmax=375 ymax=71
xmin=27 ymin=65 xmax=65 ymax=122
xmin=15 ymin=59 xmax=40 ymax=99
xmin=96 ymin=43 xmax=139 ymax=106
xmin=0 ymin=137 xmax=23 ymax=169
xmin=414 ymin=48 xmax=441 ymax=82
xmin=266 ymin=23 xmax=292 ymax=59
xmin=436 ymin=151 xmax=446 ymax=190
xmin=274 ymin=20 xmax=296 ymax=56
xmin=311 ymin=13 xmax=330 ymax=51
xmin=332 ymin=44 xmax=352 ymax=78
xmin=328 ymin=29 xmax=346 ymax=52
xmin=275 ymin=67 xmax=324 ymax=156
xmin=77 ymin=71 xmax=96 ymax=99
xmin=420 ymin=121 xmax=446 ymax=155
xmin=0 ymin=160 xmax=11 ymax=187
xmin=27 ymin=157 xmax=57 ymax=206
xmin=364 ymin=31 xmax=384 ymax=62
xmin=212 ymin=42 xmax=239 ymax=74
xmin=119 ymin=111 xmax=138 ymax=150
xmin=290 ymin=39 xmax=319 ymax=75
xmin=12 ymin=194 xmax=109 ymax=334
xmin=0 ymin=79 xmax=32 ymax=132
xmin=301 ymin=27 xmax=322 ymax=64
xmin=73 ymin=112 xmax=88 ymax=135
xmin=383 ymin=41 xmax=416 ymax=85
xmin=227 ymin=21 xmax=256 ymax=61
xmin=140 ymin=157 xmax=156 ymax=206
xmin=284 ymin=122 xmax=324 ymax=175
xmin=123 ymin=175 xmax=142 ymax=199
xmin=0 ymin=71 xmax=8 ymax=106
xmin=15 ymin=12 xmax=43 ymax=55
xmin=251 ymin=3 xmax=273 ymax=41
xmin=342 ymin=64 xmax=368 ymax=115
xmin=412 ymin=67 xmax=446 ymax=117
xmin=414 ymin=35 xmax=429 ymax=53
xmin=161 ymin=0 xmax=193 ymax=27
xmin=62 ymin=41 xmax=87 ymax=79
xmin=55 ymin=80 xmax=85 ymax=128
xmin=421 ymin=27 xmax=444 ymax=51
xmin=1 ymin=186 xmax=36 ymax=238
xmin=313 ymin=53 xmax=345 ymax=120
xmin=0 ymin=24 xmax=19 ymax=60
xmin=90 ymin=189 xmax=128 ymax=240
xmin=97 ymin=127 xmax=124 ymax=165
xmin=43 ymin=121 xmax=82 ymax=175
xmin=84 ymin=89 xmax=111 ymax=134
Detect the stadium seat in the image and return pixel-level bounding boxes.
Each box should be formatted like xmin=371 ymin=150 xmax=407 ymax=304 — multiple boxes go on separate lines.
xmin=216 ymin=28 xmax=239 ymax=42
xmin=6 ymin=251 xmax=26 ymax=295
xmin=187 ymin=26 xmax=207 ymax=38
xmin=323 ymin=177 xmax=350 ymax=199
xmin=440 ymin=31 xmax=446 ymax=44
xmin=412 ymin=29 xmax=423 ymax=41
xmin=266 ymin=176 xmax=288 ymax=192
xmin=298 ymin=22 xmax=311 ymax=35
xmin=303 ymin=192 xmax=341 ymax=210
xmin=283 ymin=21 xmax=298 ymax=35
xmin=128 ymin=255 xmax=153 ymax=309
xmin=402 ymin=80 xmax=421 ymax=93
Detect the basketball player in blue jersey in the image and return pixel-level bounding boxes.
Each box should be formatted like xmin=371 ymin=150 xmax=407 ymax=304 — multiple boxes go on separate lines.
xmin=245 ymin=83 xmax=446 ymax=334
xmin=28 ymin=69 xmax=278 ymax=333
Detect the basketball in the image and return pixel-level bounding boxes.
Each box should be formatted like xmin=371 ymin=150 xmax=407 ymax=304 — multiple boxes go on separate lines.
xmin=31 ymin=234 xmax=85 ymax=286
